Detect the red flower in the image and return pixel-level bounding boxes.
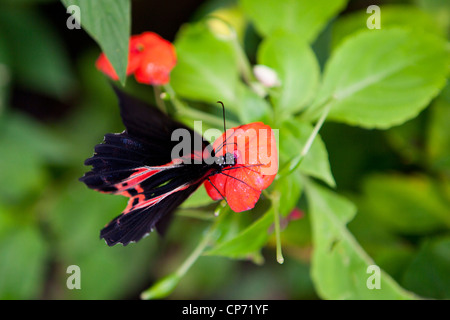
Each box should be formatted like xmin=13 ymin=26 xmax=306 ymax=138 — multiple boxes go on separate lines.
xmin=95 ymin=32 xmax=177 ymax=85
xmin=204 ymin=122 xmax=278 ymax=212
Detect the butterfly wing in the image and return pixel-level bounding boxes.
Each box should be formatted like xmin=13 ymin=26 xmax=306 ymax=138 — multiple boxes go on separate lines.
xmin=80 ymin=87 xmax=212 ymax=246
xmin=99 ymin=177 xmax=202 ymax=246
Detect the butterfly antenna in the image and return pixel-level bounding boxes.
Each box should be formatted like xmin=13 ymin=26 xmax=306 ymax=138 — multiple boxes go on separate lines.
xmin=217 ymin=101 xmax=229 ymax=154
xmin=217 ymin=101 xmax=226 ymax=133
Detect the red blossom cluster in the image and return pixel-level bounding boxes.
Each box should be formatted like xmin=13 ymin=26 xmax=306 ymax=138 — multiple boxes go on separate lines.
xmin=96 ymin=32 xmax=176 ymax=85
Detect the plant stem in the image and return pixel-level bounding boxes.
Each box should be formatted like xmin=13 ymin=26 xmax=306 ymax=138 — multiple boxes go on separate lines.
xmin=162 ymin=83 xmax=185 ymax=111
xmin=205 ymin=16 xmax=267 ymax=97
xmin=175 ymin=202 xmax=229 ymax=278
xmin=263 ymin=190 xmax=284 ymax=264
xmin=140 ymin=208 xmax=223 ymax=299
xmin=232 ymin=38 xmax=253 ymax=85
xmin=277 ymin=99 xmax=333 ymax=179
xmin=231 ymin=36 xmax=268 ymax=97
xmin=153 ymin=85 xmax=167 ymax=113
xmin=175 ymin=225 xmax=216 ymax=278
xmin=300 ymin=100 xmax=332 ymax=158
xmin=271 ymin=191 xmax=284 ymax=264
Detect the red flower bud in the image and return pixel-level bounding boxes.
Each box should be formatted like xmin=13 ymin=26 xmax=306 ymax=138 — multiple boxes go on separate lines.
xmin=96 ymin=32 xmax=177 ymax=85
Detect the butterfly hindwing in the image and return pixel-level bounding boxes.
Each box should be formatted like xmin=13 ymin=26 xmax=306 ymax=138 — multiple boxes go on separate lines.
xmin=100 ymin=182 xmax=201 ymax=246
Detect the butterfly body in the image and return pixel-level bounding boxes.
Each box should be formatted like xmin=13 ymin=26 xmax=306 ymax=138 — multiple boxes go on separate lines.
xmin=80 ymin=88 xmax=277 ymax=246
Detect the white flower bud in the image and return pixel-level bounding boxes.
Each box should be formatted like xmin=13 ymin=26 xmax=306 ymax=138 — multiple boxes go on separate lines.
xmin=253 ymin=64 xmax=281 ymax=88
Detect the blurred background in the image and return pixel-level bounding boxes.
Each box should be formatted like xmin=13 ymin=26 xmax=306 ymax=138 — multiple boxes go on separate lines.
xmin=0 ymin=0 xmax=449 ymax=299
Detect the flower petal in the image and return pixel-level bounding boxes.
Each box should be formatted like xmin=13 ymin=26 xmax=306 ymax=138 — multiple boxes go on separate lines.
xmin=95 ymin=32 xmax=177 ymax=85
xmin=134 ymin=33 xmax=177 ymax=85
xmin=204 ymin=172 xmax=227 ymax=201
xmin=95 ymin=53 xmax=120 ymax=80
xmin=205 ymin=122 xmax=278 ymax=212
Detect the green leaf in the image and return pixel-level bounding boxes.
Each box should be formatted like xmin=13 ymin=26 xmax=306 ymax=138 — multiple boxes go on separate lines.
xmin=240 ymin=0 xmax=348 ymax=43
xmin=205 ymin=209 xmax=274 ymax=259
xmin=180 ymin=186 xmax=214 ymax=209
xmin=211 ymin=207 xmax=254 ymax=245
xmin=280 ymin=210 xmax=312 ymax=248
xmin=402 ymin=236 xmax=450 ymax=299
xmin=361 ymin=174 xmax=450 ymax=234
xmin=415 ymin=0 xmax=450 ymax=38
xmin=257 ymin=32 xmax=320 ymax=114
xmin=170 ymin=21 xmax=240 ymax=108
xmin=273 ymin=170 xmax=303 ymax=217
xmin=332 ymin=5 xmax=446 ymax=49
xmin=140 ymin=273 xmax=181 ymax=300
xmin=305 ymin=29 xmax=449 ymax=129
xmin=426 ymin=84 xmax=450 ymax=173
xmin=348 ymin=194 xmax=417 ymax=279
xmin=279 ymin=118 xmax=335 ymax=187
xmin=61 ymin=0 xmax=131 ymax=85
xmin=235 ymin=84 xmax=272 ymax=123
xmin=305 ymin=181 xmax=417 ymax=299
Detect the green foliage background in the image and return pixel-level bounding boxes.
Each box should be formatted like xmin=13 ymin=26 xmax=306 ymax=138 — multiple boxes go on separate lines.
xmin=0 ymin=0 xmax=449 ymax=300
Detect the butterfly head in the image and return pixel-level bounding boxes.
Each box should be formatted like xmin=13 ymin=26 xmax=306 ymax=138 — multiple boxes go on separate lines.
xmin=215 ymin=151 xmax=236 ymax=168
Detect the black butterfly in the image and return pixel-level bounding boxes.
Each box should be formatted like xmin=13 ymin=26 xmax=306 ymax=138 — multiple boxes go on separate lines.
xmin=80 ymin=88 xmax=240 ymax=246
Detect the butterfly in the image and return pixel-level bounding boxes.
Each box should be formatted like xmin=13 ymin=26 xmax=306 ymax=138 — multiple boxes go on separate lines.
xmin=80 ymin=88 xmax=278 ymax=246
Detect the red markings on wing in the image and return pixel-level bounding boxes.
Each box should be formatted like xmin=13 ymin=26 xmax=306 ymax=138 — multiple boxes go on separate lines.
xmin=99 ymin=159 xmax=192 ymax=216
xmin=114 ymin=167 xmax=159 ymax=196
xmin=105 ymin=159 xmax=183 ymax=196
xmin=98 ymin=160 xmax=186 ymax=214
xmin=123 ymin=184 xmax=190 ymax=214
